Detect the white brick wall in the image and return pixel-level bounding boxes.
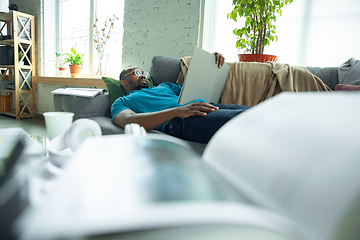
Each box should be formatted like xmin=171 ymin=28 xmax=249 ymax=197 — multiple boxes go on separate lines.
xmin=122 ymin=0 xmax=202 ymax=71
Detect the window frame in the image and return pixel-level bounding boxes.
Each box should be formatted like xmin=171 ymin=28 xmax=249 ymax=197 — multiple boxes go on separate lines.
xmin=56 ymin=0 xmax=95 ymax=76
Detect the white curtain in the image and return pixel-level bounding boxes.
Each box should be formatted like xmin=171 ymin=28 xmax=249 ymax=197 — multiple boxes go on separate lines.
xmin=203 ymin=0 xmax=360 ymax=67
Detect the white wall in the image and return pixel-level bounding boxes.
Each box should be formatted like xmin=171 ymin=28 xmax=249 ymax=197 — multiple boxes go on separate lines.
xmin=122 ymin=0 xmax=203 ymax=71
xmin=0 ymin=0 xmax=9 ymax=12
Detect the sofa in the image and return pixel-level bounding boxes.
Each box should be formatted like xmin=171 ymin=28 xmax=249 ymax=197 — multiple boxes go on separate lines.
xmin=53 ymin=55 xmax=340 ymax=155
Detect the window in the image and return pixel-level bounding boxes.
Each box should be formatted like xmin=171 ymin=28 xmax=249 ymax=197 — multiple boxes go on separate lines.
xmin=58 ymin=0 xmax=124 ymax=76
xmin=207 ymin=0 xmax=360 ymax=67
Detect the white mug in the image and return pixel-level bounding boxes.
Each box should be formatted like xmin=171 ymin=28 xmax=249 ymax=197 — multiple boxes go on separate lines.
xmin=43 ymin=112 xmax=74 ymax=139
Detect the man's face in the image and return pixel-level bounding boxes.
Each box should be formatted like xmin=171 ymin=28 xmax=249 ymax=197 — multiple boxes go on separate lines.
xmin=122 ymin=68 xmax=149 ymax=92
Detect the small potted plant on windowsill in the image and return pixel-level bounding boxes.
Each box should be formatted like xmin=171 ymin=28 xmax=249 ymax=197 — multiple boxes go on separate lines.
xmin=228 ymin=0 xmax=293 ymax=62
xmin=55 ymin=52 xmax=67 ymax=77
xmin=64 ymin=47 xmax=85 ymax=78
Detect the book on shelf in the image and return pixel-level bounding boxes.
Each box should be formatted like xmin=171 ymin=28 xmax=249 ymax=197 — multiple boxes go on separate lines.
xmin=16 ymin=92 xmax=360 ymax=240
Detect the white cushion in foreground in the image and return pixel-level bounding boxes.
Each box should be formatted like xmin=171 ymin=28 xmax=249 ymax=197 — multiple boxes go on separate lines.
xmin=203 ymin=91 xmax=360 ymax=240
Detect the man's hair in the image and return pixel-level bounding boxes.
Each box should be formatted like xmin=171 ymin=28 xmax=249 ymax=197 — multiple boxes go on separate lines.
xmin=119 ymin=66 xmax=137 ymax=80
xmin=119 ymin=66 xmax=138 ymax=94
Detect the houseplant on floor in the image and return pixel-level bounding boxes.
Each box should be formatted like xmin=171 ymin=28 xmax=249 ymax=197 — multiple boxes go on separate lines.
xmin=64 ymin=47 xmax=85 ymax=78
xmin=228 ymin=0 xmax=293 ymax=62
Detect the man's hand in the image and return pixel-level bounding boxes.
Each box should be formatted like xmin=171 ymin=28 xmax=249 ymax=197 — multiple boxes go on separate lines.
xmin=214 ymin=52 xmax=225 ymax=68
xmin=174 ymin=102 xmax=219 ymax=118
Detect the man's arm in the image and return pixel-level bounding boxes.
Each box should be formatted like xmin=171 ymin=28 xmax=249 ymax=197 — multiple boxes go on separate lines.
xmin=114 ymin=102 xmax=219 ymax=130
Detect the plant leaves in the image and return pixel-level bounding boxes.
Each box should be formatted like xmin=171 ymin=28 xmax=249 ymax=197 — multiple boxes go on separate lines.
xmin=229 ymin=0 xmax=293 ymax=53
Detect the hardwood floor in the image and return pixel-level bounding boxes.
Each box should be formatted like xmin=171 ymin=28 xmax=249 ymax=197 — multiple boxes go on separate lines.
xmin=0 ymin=115 xmax=47 ymax=137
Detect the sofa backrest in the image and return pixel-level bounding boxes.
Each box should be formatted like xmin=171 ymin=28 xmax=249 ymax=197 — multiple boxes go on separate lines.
xmin=149 ymin=55 xmax=181 ymax=86
xmin=306 ymin=67 xmax=338 ymax=90
xmin=54 ymin=93 xmax=111 ymax=120
xmin=148 ymin=55 xmax=338 ymax=90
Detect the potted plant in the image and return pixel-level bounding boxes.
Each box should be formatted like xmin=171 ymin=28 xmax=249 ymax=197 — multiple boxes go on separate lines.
xmin=18 ymin=51 xmax=24 ymax=65
xmin=55 ymin=52 xmax=67 ymax=77
xmin=64 ymin=47 xmax=85 ymax=78
xmin=228 ymin=0 xmax=293 ymax=62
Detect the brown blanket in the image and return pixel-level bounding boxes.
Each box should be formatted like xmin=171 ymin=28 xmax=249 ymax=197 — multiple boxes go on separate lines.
xmin=177 ymin=57 xmax=332 ymax=107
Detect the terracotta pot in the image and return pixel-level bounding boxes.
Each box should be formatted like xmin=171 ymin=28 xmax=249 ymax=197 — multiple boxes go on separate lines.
xmin=59 ymin=67 xmax=67 ymax=77
xmin=69 ymin=65 xmax=83 ymax=78
xmin=238 ymin=54 xmax=278 ymax=63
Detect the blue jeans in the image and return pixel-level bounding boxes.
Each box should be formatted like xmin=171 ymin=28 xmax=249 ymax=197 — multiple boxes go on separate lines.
xmin=163 ymin=103 xmax=251 ymax=144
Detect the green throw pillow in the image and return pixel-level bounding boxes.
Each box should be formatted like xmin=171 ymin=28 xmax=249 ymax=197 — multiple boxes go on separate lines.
xmin=102 ymin=76 xmax=154 ymax=104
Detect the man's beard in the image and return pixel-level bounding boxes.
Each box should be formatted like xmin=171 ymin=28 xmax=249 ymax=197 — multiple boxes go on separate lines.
xmin=135 ymin=78 xmax=149 ymax=90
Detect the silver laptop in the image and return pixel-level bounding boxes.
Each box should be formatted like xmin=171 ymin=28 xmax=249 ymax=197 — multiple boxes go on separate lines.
xmin=178 ymin=46 xmax=230 ymax=104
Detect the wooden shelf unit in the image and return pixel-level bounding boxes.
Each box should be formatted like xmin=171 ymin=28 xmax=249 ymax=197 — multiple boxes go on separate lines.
xmin=0 ymin=11 xmax=36 ymax=119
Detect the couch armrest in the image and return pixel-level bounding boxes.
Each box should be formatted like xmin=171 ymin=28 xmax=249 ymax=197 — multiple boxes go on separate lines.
xmin=54 ymin=92 xmax=111 ymax=120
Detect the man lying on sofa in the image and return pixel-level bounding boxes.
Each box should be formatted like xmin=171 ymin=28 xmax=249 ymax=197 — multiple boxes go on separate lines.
xmin=111 ymin=53 xmax=251 ymax=144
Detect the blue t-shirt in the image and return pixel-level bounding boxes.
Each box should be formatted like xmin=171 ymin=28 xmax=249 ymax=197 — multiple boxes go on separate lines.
xmin=111 ymin=82 xmax=204 ymax=131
